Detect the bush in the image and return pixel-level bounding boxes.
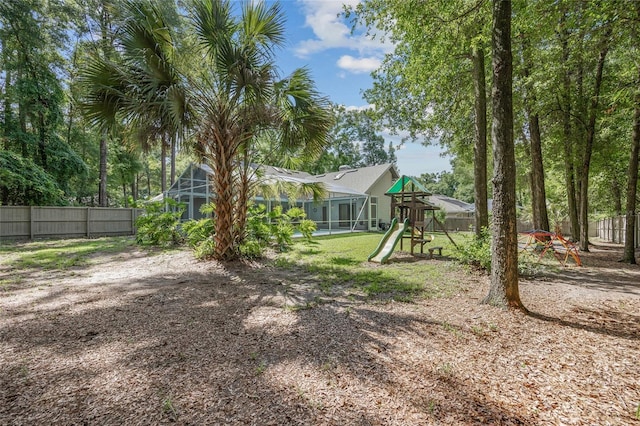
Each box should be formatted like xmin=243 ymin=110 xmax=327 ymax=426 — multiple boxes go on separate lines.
xmin=135 ymin=199 xmax=185 ymax=247
xmin=239 ymin=239 xmax=263 ymax=258
xmin=246 ymin=204 xmax=271 ymax=246
xmin=455 ymin=227 xmax=491 ymax=271
xmin=181 ymin=218 xmax=216 ymax=259
xmin=193 ymin=236 xmax=216 ymax=259
xmin=297 ymin=219 xmax=317 ymax=241
xmin=182 ymin=218 xmax=215 ymax=248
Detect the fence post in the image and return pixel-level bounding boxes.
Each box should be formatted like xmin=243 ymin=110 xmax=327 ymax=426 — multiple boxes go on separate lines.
xmin=131 ymin=208 xmax=136 ymax=235
xmin=87 ymin=207 xmax=91 ymax=238
xmin=30 ymin=206 xmax=34 ymax=240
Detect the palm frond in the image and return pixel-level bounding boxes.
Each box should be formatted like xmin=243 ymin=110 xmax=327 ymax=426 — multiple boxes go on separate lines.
xmin=275 ymin=67 xmax=334 ymax=160
xmin=191 ymin=0 xmax=236 ymax=59
xmin=241 ymin=1 xmax=286 ymax=52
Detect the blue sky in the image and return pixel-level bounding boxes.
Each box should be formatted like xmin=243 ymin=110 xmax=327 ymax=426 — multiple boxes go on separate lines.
xmin=268 ymin=0 xmax=452 ymax=177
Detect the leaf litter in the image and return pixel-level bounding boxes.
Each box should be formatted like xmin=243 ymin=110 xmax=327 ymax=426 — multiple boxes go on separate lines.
xmin=0 ymin=240 xmax=639 ymax=425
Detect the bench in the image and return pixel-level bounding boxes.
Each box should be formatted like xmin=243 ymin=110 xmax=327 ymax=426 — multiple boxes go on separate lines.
xmin=427 ymin=246 xmax=443 ymax=259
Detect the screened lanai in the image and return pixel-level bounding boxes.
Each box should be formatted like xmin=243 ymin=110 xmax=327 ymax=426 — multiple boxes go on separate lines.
xmin=164 ymin=163 xmax=371 ymax=231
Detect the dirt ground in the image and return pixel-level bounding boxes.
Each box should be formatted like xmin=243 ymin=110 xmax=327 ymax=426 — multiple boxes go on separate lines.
xmin=1 ymin=239 xmax=639 ymax=425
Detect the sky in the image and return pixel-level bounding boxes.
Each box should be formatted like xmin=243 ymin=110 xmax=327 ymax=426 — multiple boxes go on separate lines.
xmin=268 ymin=0 xmax=452 ymax=177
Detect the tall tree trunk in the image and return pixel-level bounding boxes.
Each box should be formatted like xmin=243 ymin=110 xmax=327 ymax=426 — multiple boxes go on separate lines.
xmin=66 ymin=43 xmax=79 ymax=149
xmin=612 ymin=179 xmax=623 ymax=216
xmin=98 ymin=4 xmax=110 ymax=208
xmin=98 ymin=131 xmax=108 ymax=207
xmin=521 ymin=38 xmax=549 ymax=232
xmin=559 ymin=13 xmax=580 ymax=240
xmin=472 ymin=46 xmax=489 ymax=237
xmin=170 ymin=137 xmax=176 ymax=186
xmin=578 ymin=28 xmax=611 ymax=251
xmin=527 ymin=112 xmax=549 ymax=231
xmin=18 ymin=78 xmax=27 ymax=157
xmin=483 ymin=0 xmax=524 ymax=310
xmin=161 ymin=135 xmax=167 ymax=194
xmin=38 ymin=110 xmax=47 ymax=169
xmin=3 ymin=62 xmax=11 ymax=151
xmin=623 ymin=67 xmax=640 ymax=264
xmin=145 ymin=161 xmax=151 ymax=197
xmin=131 ymin=176 xmax=137 ymax=203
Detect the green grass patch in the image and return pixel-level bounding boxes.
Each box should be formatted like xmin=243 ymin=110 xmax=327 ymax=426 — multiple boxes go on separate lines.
xmin=0 ymin=237 xmax=134 ymax=271
xmin=274 ymin=232 xmax=469 ymax=302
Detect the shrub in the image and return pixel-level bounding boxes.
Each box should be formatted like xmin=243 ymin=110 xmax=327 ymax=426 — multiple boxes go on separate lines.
xmin=246 ymin=204 xmax=271 ymax=245
xmin=455 ymin=227 xmax=491 ymax=271
xmin=181 ymin=218 xmax=215 ymax=248
xmin=193 ymin=236 xmax=216 ymax=259
xmin=239 ymin=239 xmax=263 ymax=258
xmin=297 ymin=219 xmax=317 ymax=241
xmin=135 ymin=199 xmax=185 ymax=247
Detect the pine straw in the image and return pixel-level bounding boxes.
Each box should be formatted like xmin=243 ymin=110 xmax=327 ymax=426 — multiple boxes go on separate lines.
xmin=1 ymin=241 xmax=639 ymax=425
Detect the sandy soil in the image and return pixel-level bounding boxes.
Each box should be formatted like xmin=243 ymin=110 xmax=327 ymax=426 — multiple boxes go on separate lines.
xmin=1 ymin=239 xmax=639 ymax=425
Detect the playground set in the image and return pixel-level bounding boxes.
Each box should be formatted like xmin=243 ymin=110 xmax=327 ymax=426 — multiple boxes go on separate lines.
xmin=367 ymin=175 xmax=581 ymax=267
xmin=518 ymin=229 xmax=582 ymax=266
xmin=368 ymin=176 xmax=457 ymax=264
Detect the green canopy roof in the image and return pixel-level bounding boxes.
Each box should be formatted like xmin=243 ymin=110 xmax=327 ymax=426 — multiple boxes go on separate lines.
xmin=385 ymin=175 xmax=431 ymax=194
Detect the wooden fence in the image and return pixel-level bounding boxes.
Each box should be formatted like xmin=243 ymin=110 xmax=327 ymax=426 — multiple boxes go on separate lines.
xmin=596 ymin=215 xmax=640 ymax=247
xmin=442 ymin=217 xmax=581 ymax=236
xmin=0 ymin=206 xmax=142 ymax=241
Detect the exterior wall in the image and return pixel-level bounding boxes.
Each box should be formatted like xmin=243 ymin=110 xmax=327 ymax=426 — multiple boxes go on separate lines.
xmin=0 ymin=206 xmax=142 ymax=240
xmin=168 ymin=165 xmax=212 ymax=220
xmin=366 ymin=170 xmax=397 ymax=230
xmin=302 ymin=196 xmax=368 ymax=230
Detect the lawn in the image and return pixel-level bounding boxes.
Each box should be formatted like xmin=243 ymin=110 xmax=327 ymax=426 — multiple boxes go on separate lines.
xmin=0 ymin=234 xmax=639 ymax=425
xmin=278 ymin=231 xmax=469 ymax=302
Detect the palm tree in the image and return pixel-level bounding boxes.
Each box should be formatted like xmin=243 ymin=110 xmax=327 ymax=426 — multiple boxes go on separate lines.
xmin=81 ymin=0 xmax=332 ymax=261
xmin=189 ymin=0 xmax=333 ymax=260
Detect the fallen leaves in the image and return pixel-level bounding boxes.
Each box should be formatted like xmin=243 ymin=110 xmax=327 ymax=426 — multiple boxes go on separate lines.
xmin=0 ymin=244 xmax=639 ymax=425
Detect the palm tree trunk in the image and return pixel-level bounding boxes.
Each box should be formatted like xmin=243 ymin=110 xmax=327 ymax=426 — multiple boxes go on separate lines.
xmin=211 ymin=128 xmax=239 ymax=260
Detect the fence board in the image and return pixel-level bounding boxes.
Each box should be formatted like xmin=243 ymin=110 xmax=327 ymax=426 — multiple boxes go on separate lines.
xmin=442 ymin=217 xmax=581 ymax=236
xmin=596 ymin=215 xmax=640 ymax=247
xmin=0 ymin=206 xmax=142 ymax=240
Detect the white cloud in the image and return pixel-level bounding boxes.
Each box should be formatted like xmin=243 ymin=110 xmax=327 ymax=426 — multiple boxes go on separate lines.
xmin=344 ymin=104 xmax=374 ymax=111
xmin=294 ymin=0 xmax=392 ymax=58
xmin=336 ymin=55 xmax=381 ymax=73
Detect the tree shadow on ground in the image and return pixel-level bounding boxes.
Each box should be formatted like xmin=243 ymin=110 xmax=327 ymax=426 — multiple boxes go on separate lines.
xmin=0 ymin=251 xmax=535 ymax=425
xmin=527 ymin=307 xmax=640 ymax=341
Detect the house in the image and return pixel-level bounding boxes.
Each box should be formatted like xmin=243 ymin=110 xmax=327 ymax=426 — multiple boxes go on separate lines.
xmin=163 ymin=162 xmax=400 ymax=232
xmin=427 ymin=194 xmax=475 ymax=218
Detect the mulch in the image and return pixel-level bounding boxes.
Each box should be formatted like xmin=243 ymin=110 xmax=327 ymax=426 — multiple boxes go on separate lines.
xmin=1 ymin=241 xmax=639 ymax=425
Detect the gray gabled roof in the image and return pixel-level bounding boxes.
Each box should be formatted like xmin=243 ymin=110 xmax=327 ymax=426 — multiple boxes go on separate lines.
xmin=167 ymin=163 xmax=366 ymax=198
xmin=312 ymin=163 xmax=399 ymax=194
xmin=428 ymin=194 xmax=474 ymax=213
